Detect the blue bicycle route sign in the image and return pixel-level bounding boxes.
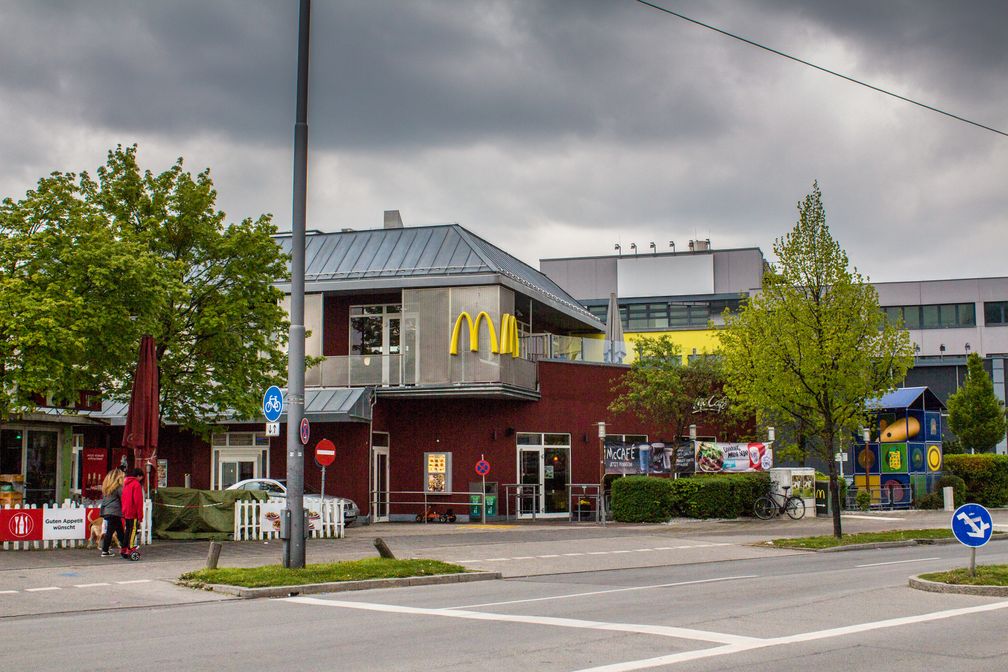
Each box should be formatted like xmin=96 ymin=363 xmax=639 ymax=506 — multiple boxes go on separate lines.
xmin=262 ymin=385 xmax=284 ymax=423
xmin=951 ymin=503 xmax=993 ymax=548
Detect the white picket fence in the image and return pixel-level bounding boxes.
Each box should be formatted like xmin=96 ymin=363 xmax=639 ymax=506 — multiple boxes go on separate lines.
xmin=234 ymin=497 xmax=344 ymax=541
xmin=1 ymin=500 xmax=153 ymax=551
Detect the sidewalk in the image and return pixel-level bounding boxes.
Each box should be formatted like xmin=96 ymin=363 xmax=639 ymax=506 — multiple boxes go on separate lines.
xmin=2 ymin=508 xmax=994 ymax=576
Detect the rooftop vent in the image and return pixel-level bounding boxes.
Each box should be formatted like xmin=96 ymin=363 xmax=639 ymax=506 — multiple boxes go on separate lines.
xmin=688 ymin=239 xmax=711 ymax=252
xmin=384 ymin=210 xmax=404 ymax=229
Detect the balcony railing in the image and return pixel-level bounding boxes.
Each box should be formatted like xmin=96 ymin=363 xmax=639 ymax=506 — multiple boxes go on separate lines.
xmin=305 ymin=353 xmax=538 ymax=392
xmin=522 ymin=334 xmax=607 ymax=363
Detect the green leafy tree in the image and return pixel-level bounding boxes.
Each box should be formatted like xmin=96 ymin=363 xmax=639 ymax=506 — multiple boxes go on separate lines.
xmin=1 ymin=146 xmax=291 ymax=436
xmin=947 ymin=353 xmax=1008 ymax=453
xmin=0 ymin=169 xmax=160 ymax=420
xmin=609 ymin=335 xmax=732 ymax=444
xmin=717 ymin=182 xmax=914 ymax=537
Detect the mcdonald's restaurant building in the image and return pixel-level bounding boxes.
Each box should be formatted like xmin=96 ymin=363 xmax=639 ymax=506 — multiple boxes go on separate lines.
xmin=80 ymin=218 xmax=731 ymax=521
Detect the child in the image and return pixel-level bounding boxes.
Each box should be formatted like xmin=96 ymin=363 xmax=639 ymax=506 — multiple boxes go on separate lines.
xmin=120 ymin=467 xmax=145 ymax=559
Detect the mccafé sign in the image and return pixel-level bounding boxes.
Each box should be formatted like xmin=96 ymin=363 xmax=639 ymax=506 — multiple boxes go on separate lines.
xmin=449 ymin=311 xmax=520 ymax=357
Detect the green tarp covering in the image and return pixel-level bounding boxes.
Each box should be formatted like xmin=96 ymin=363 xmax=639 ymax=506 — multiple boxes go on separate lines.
xmin=152 ymin=487 xmax=269 ymax=540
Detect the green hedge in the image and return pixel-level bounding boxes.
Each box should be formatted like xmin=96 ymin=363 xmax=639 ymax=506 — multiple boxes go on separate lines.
xmin=943 ymin=454 xmax=1008 ymax=507
xmin=611 ymin=473 xmax=770 ymax=521
xmin=916 ymin=474 xmax=968 ymax=509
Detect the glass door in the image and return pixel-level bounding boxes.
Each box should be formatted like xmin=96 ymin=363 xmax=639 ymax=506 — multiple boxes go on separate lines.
xmin=518 ymin=448 xmax=542 ymax=516
xmin=372 ymin=446 xmax=389 ymax=522
xmin=25 ymin=430 xmax=58 ymax=505
xmin=384 ymin=315 xmax=400 ymax=386
xmin=218 ymin=454 xmax=258 ymax=489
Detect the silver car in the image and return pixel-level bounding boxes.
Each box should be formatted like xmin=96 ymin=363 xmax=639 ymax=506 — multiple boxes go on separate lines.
xmin=226 ymin=478 xmax=359 ymax=525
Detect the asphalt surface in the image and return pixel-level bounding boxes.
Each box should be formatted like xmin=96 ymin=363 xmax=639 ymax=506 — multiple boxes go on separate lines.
xmin=3 ymin=509 xmax=1008 ymax=671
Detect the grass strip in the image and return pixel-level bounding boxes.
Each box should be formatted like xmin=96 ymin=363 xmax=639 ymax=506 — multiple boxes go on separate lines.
xmin=920 ymin=565 xmax=1008 ymax=586
xmin=180 ymin=558 xmax=467 ymax=588
xmin=769 ymin=528 xmax=954 ymax=549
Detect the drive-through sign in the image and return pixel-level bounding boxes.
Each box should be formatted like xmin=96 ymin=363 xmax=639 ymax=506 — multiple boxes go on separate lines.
xmin=951 ymin=503 xmax=993 ymax=547
xmin=262 ymin=385 xmax=284 ymax=423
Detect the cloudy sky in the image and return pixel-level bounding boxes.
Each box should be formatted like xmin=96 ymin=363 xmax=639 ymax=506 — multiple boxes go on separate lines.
xmin=1 ymin=1 xmax=1005 ymax=283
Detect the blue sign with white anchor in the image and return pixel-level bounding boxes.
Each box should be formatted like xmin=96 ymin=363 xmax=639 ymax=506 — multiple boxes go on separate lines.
xmin=951 ymin=503 xmax=993 ymax=548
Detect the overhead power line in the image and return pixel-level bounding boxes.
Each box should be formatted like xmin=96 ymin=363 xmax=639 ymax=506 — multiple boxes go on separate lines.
xmin=634 ymin=0 xmax=1007 ymax=138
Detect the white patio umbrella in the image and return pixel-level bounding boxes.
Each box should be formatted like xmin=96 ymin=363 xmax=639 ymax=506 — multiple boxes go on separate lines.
xmin=603 ymin=292 xmax=626 ymax=364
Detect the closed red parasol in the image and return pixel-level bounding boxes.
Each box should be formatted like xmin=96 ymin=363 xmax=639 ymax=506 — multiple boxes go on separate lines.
xmin=122 ymin=334 xmax=159 ymax=493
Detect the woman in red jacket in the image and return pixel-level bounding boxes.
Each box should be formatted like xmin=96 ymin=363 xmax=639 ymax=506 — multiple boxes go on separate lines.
xmin=120 ymin=468 xmax=145 ymax=559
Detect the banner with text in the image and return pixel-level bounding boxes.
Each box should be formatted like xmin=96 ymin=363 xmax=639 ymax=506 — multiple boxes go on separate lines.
xmin=694 ymin=441 xmax=773 ymax=473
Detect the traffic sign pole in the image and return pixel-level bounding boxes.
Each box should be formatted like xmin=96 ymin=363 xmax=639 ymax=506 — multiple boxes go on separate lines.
xmin=951 ymin=503 xmax=993 ymax=578
xmin=481 ymin=454 xmax=486 ymax=524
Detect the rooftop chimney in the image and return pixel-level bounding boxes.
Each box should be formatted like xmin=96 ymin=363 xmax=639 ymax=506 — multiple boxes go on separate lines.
xmin=383 ymin=210 xmax=404 ymax=229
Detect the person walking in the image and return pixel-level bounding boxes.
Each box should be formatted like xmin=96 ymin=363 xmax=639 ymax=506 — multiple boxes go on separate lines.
xmin=120 ymin=467 xmax=145 ymax=560
xmin=99 ymin=469 xmax=125 ymax=557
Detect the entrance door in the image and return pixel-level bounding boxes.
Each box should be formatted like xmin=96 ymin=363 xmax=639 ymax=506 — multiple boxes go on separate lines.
xmin=518 ymin=448 xmax=542 ymax=516
xmin=25 ymin=430 xmax=58 ymax=505
xmin=372 ymin=446 xmax=389 ymax=522
xmin=218 ymin=454 xmax=258 ymax=489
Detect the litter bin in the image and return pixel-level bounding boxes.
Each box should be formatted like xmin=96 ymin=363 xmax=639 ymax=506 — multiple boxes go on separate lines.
xmin=469 ymin=495 xmax=483 ymax=518
xmin=485 ymin=495 xmax=497 ymax=517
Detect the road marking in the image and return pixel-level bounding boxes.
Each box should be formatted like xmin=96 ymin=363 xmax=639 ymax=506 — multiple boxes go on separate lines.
xmin=563 ymin=553 xmax=584 ymax=556
xmin=587 ymin=551 xmax=609 ymax=555
xmin=844 ymin=514 xmax=905 ymax=521
xmin=512 ymin=556 xmax=535 ymax=560
xmin=538 ymin=554 xmax=560 ymax=558
xmin=451 ymin=575 xmax=759 ymax=609
xmin=856 ymin=557 xmax=941 ymax=568
xmin=454 ymin=545 xmax=731 ymax=564
xmin=281 ymin=596 xmax=759 ymax=645
xmin=25 ymin=587 xmax=60 ymax=592
xmin=0 ymin=590 xmax=17 ymax=594
xmin=116 ymin=579 xmax=152 ymax=585
xmin=572 ymin=599 xmax=1008 ymax=671
xmin=74 ymin=582 xmax=111 ymax=588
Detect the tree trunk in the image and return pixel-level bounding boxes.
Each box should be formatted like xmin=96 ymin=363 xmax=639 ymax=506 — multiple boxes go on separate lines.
xmin=827 ymin=432 xmax=843 ymax=538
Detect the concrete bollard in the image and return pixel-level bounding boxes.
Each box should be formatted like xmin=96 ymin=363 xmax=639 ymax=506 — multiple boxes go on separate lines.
xmin=943 ymin=486 xmax=955 ymax=512
xmin=373 ymin=537 xmax=396 ymax=560
xmin=206 ymin=541 xmax=222 ymax=569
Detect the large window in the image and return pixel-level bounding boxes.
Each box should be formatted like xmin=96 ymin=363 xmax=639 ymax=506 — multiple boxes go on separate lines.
xmin=882 ymin=303 xmax=976 ymax=329
xmin=350 ymin=304 xmax=401 ymax=355
xmin=985 ymin=301 xmax=1008 ymax=326
xmin=588 ymin=299 xmax=739 ymax=331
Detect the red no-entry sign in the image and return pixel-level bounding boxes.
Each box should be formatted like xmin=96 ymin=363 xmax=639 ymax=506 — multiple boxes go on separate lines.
xmin=315 ymin=439 xmax=336 ymax=467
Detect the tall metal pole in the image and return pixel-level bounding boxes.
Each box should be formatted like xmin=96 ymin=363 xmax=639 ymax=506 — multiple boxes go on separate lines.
xmin=284 ymin=0 xmax=310 ymax=569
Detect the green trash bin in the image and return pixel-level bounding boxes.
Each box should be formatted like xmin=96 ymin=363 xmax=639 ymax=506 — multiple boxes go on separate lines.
xmin=469 ymin=495 xmax=483 ymax=518
xmin=486 ymin=495 xmax=497 ymax=517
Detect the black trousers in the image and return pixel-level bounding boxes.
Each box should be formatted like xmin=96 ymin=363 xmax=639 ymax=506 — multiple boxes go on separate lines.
xmin=122 ymin=518 xmax=139 ymax=552
xmin=102 ymin=515 xmax=124 ymax=553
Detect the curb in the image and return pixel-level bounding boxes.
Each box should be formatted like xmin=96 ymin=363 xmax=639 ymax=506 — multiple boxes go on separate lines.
xmin=805 ymin=536 xmax=1006 ymax=553
xmin=908 ymin=575 xmax=1008 ymax=597
xmin=184 ymin=571 xmax=501 ymax=599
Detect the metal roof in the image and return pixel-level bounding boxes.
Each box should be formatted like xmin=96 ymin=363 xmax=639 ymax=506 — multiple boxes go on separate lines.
xmin=86 ymin=387 xmax=373 ymax=425
xmin=273 ymin=224 xmax=601 ymax=329
xmin=868 ymin=386 xmax=945 ymax=412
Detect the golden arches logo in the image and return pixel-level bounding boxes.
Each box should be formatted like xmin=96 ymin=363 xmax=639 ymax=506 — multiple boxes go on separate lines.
xmin=449 ymin=311 xmax=520 ymax=357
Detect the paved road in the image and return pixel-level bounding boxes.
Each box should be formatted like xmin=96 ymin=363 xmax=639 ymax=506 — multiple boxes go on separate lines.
xmin=4 ymin=539 xmax=1008 ymax=671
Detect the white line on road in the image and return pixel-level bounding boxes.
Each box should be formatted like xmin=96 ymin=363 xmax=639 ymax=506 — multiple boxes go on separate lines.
xmin=538 ymin=554 xmax=560 ymax=558
xmin=0 ymin=590 xmax=17 ymax=594
xmin=844 ymin=514 xmax=905 ymax=521
xmin=856 ymin=557 xmax=941 ymax=568
xmin=25 ymin=587 xmax=60 ymax=592
xmin=451 ymin=575 xmax=759 ymax=610
xmin=116 ymin=579 xmax=152 ymax=585
xmin=281 ymin=596 xmax=759 ymax=645
xmin=572 ymin=599 xmax=1008 ymax=671
xmin=74 ymin=583 xmax=111 ymax=588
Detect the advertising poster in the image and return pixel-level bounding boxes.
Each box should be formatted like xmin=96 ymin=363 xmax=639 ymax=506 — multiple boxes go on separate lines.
xmin=694 ymin=442 xmax=772 ymax=473
xmin=81 ymin=448 xmax=107 ymax=500
xmin=0 ymin=507 xmax=95 ymax=542
xmin=259 ymin=502 xmax=322 ymax=533
xmin=603 ymin=440 xmax=676 ymax=475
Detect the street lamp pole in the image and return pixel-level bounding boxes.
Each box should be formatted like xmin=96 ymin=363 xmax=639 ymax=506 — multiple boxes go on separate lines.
xmin=284 ymin=0 xmax=310 ymax=569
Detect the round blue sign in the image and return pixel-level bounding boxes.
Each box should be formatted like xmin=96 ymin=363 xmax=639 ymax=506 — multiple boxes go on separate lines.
xmin=262 ymin=385 xmax=284 ymax=423
xmin=951 ymin=503 xmax=993 ymax=548
xmin=300 ymin=417 xmax=310 ymax=445
xmin=475 ymin=459 xmax=491 ymax=477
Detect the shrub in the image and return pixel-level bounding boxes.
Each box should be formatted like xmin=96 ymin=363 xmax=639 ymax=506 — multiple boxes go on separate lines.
xmin=944 ymin=454 xmax=1008 ymax=507
xmin=856 ymin=490 xmax=871 ymax=511
xmin=610 ymin=473 xmax=770 ymax=522
xmin=610 ymin=476 xmax=674 ymax=522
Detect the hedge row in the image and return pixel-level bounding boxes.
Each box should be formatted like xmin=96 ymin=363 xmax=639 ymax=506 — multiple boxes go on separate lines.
xmin=943 ymin=454 xmax=1008 ymax=507
xmin=610 ymin=473 xmax=770 ymax=522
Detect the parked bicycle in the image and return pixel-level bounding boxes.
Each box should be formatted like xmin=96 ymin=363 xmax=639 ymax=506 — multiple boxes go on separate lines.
xmin=753 ymin=485 xmax=805 ymax=520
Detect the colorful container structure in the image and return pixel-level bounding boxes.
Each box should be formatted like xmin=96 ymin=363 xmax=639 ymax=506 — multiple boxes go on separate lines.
xmin=855 ymin=386 xmax=944 ymax=508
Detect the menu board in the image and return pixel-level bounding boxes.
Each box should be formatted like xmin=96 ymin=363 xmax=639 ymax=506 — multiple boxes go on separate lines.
xmin=425 ymin=452 xmax=451 ymax=493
